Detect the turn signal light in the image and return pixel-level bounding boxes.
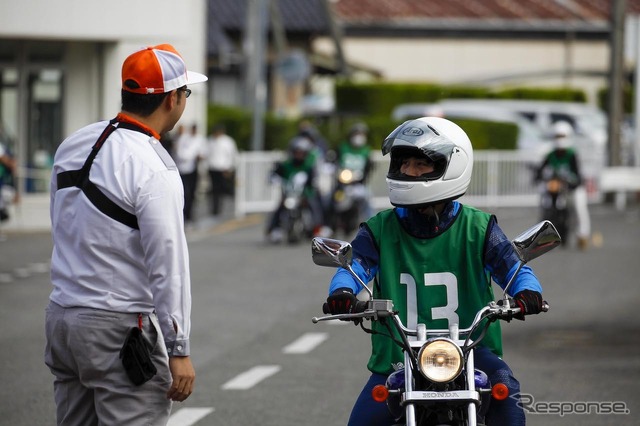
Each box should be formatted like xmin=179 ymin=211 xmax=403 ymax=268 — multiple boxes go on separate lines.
xmin=491 ymin=383 xmax=509 ymax=400
xmin=371 ymin=384 xmax=389 ymax=402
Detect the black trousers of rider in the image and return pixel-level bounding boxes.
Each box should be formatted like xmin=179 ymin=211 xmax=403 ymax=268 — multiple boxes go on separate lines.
xmin=208 ymin=169 xmax=234 ymax=216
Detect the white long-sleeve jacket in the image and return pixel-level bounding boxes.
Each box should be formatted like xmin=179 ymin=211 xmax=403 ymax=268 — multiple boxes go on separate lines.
xmin=49 ymin=117 xmax=192 ymax=356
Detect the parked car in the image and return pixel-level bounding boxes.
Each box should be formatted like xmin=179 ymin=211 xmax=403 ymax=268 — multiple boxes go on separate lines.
xmin=437 ymin=98 xmax=607 ymax=151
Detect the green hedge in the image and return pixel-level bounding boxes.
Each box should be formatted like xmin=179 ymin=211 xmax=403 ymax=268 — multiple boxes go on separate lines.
xmin=335 ymin=82 xmax=588 ymax=117
xmin=207 ymin=105 xmax=299 ymax=151
xmin=335 ymin=82 xmax=494 ymax=116
xmin=492 ymin=87 xmax=586 ymax=102
xmin=449 ymin=119 xmax=518 ymax=150
xmin=597 ymin=85 xmax=634 ymax=114
xmin=312 ymin=116 xmax=517 ymax=151
xmin=206 ymin=104 xmax=518 ymax=153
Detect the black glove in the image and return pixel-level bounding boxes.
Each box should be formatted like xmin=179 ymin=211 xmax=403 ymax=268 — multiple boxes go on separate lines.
xmin=513 ymin=290 xmax=544 ymax=320
xmin=325 ymin=288 xmax=358 ymax=315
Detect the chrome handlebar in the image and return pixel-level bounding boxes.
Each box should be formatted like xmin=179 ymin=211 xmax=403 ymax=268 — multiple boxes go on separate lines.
xmin=312 ymin=298 xmax=548 ymax=337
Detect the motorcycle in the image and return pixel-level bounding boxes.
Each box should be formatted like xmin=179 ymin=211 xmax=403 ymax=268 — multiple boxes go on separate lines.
xmin=311 ymin=220 xmax=561 ymax=426
xmin=330 ymin=167 xmax=370 ymax=237
xmin=276 ymin=171 xmax=315 ymax=244
xmin=538 ymin=168 xmax=575 ymax=246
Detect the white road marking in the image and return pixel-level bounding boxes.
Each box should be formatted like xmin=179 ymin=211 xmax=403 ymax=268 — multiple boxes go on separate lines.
xmin=221 ymin=365 xmax=281 ymax=390
xmin=167 ymin=407 xmax=215 ymax=426
xmin=282 ymin=332 xmax=329 ymax=354
xmin=13 ymin=267 xmax=30 ymax=278
xmin=29 ymin=262 xmax=50 ymax=273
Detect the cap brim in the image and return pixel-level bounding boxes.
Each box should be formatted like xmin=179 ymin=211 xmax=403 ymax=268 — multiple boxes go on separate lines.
xmin=187 ymin=70 xmax=208 ymax=85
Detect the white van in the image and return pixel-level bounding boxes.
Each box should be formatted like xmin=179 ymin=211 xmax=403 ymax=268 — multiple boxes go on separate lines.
xmin=437 ymin=99 xmax=607 ymax=149
xmin=435 ymin=99 xmax=607 ymax=194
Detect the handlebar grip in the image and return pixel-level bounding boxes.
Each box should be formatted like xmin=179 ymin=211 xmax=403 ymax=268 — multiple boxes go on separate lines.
xmin=322 ymin=300 xmax=366 ymax=316
xmin=353 ymin=300 xmax=368 ymax=313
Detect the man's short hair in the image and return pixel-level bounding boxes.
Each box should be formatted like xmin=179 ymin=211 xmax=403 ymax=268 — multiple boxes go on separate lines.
xmin=121 ymin=79 xmax=169 ymax=117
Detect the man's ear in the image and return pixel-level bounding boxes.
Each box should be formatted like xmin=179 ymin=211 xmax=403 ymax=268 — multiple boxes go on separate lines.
xmin=165 ymin=90 xmax=178 ymax=110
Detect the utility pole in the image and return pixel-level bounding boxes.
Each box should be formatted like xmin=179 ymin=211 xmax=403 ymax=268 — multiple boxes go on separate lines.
xmin=608 ymin=0 xmax=626 ymax=167
xmin=634 ymin=15 xmax=640 ymax=166
xmin=321 ymin=0 xmax=348 ymax=76
xmin=243 ymin=0 xmax=269 ymax=151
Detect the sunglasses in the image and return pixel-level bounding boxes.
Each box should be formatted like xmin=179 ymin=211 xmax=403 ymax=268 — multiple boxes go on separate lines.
xmin=177 ymin=87 xmax=192 ymax=98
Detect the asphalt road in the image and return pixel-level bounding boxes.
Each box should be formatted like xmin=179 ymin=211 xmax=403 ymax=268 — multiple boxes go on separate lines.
xmin=0 ymin=203 xmax=638 ymax=426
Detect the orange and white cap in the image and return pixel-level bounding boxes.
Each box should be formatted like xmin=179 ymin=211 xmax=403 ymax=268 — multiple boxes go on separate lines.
xmin=122 ymin=44 xmax=208 ymax=94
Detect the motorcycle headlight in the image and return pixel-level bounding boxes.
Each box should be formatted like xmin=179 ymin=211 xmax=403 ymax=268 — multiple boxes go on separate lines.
xmin=338 ymin=169 xmax=353 ymax=184
xmin=283 ymin=197 xmax=297 ymax=209
xmin=417 ymin=338 xmax=463 ymax=383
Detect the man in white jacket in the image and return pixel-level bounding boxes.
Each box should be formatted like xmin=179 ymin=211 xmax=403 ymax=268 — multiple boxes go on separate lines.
xmin=206 ymin=123 xmax=238 ymax=216
xmin=45 ymin=44 xmax=207 ymax=425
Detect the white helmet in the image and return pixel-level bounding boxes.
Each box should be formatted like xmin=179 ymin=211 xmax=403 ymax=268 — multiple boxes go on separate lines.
xmin=383 ymin=117 xmax=473 ymax=207
xmin=552 ymin=120 xmax=574 ymax=149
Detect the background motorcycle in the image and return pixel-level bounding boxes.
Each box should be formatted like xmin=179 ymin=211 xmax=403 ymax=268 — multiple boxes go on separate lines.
xmin=311 ymin=220 xmax=560 ymax=426
xmin=538 ymin=167 xmax=575 ymax=246
xmin=276 ymin=171 xmax=316 ymax=244
xmin=330 ymin=167 xmax=370 ymax=237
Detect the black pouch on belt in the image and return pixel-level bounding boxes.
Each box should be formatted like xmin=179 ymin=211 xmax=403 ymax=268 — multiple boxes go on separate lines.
xmin=119 ymin=326 xmax=157 ymax=385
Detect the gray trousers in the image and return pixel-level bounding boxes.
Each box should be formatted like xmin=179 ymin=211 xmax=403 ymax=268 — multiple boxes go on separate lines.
xmin=45 ymin=302 xmax=172 ymax=426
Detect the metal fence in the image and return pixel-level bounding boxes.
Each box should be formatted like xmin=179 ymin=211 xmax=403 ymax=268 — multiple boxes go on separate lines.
xmin=234 ymin=150 xmax=542 ymax=217
xmin=3 ymin=150 xmax=613 ymax=232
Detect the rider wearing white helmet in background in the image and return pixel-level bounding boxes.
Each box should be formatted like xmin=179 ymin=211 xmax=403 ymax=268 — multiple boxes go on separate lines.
xmin=325 ymin=117 xmax=546 ymax=426
xmin=536 ymin=120 xmax=591 ymax=250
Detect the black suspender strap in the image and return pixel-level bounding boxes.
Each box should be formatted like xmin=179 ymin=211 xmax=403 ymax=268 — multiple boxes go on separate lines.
xmin=57 ymin=118 xmax=140 ymax=230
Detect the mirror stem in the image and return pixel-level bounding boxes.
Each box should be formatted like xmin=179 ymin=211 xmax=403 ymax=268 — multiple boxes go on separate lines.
xmin=345 ymin=265 xmax=373 ymax=298
xmin=502 ymin=261 xmax=524 ymax=304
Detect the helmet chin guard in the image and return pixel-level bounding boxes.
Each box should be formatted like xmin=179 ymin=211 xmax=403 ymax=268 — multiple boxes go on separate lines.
xmin=383 ymin=117 xmax=473 ymax=207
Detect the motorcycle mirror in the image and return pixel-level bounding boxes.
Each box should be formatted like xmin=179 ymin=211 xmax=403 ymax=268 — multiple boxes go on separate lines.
xmin=502 ymin=220 xmax=561 ymax=299
xmin=511 ymin=220 xmax=562 ymax=264
xmin=311 ymin=237 xmax=353 ymax=268
xmin=311 ymin=237 xmax=373 ymax=298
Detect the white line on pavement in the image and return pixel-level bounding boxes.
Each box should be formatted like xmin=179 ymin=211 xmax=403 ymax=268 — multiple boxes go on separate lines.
xmin=13 ymin=267 xmax=30 ymax=278
xmin=221 ymin=365 xmax=281 ymax=390
xmin=282 ymin=332 xmax=329 ymax=354
xmin=167 ymin=407 xmax=215 ymax=426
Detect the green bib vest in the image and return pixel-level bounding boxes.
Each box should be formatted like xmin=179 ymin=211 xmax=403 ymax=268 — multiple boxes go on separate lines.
xmin=365 ymin=206 xmax=502 ymax=375
xmin=546 ymin=149 xmax=576 ymax=174
xmin=338 ymin=143 xmax=370 ymax=174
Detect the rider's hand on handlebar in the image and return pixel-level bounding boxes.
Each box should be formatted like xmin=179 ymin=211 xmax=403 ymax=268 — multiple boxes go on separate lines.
xmin=513 ymin=290 xmax=544 ymax=320
xmin=325 ymin=288 xmax=358 ymax=315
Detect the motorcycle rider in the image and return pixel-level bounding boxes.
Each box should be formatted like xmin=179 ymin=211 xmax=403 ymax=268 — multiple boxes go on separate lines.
xmin=326 ymin=122 xmax=374 ymax=233
xmin=266 ymin=135 xmax=324 ymax=242
xmin=336 ymin=122 xmax=373 ymax=183
xmin=535 ymin=120 xmax=590 ymax=250
xmin=325 ymin=117 xmax=545 ymax=426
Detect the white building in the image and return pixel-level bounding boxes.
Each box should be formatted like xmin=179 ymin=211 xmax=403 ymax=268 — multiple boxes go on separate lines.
xmin=0 ymin=0 xmax=208 ymax=199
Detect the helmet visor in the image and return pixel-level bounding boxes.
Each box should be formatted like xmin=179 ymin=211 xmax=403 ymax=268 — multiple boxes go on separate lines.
xmin=383 ymin=120 xmax=457 ymax=181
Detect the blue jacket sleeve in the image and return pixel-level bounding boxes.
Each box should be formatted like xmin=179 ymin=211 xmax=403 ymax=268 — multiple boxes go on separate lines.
xmin=484 ymin=217 xmax=543 ymax=296
xmin=504 ymin=264 xmax=542 ymax=296
xmin=329 ymin=262 xmax=367 ymax=295
xmin=328 ymin=226 xmax=379 ymax=295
